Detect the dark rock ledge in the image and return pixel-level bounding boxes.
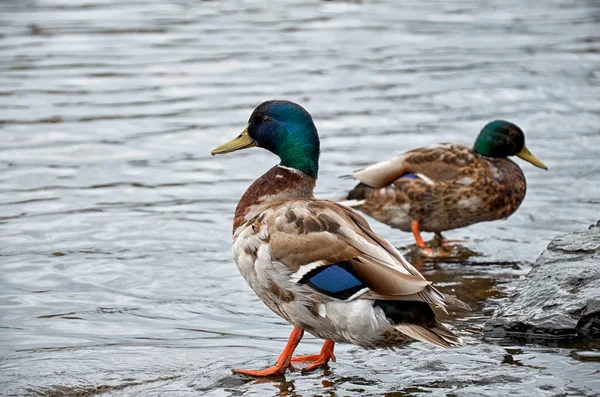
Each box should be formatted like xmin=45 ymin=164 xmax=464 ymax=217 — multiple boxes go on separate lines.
xmin=484 ymin=224 xmax=600 ymax=341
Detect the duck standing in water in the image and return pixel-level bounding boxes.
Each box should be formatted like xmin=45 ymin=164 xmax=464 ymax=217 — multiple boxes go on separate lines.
xmin=211 ymin=100 xmax=466 ymax=377
xmin=345 ymin=121 xmax=548 ymax=257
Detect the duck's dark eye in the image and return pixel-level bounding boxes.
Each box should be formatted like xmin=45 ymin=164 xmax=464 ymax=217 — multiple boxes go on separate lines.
xmin=261 ymin=115 xmax=271 ymax=123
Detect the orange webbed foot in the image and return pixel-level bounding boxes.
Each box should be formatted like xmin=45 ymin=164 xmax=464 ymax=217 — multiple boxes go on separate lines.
xmin=232 ymin=362 xmax=294 ymax=377
xmin=291 ymin=340 xmax=336 ymax=372
xmin=291 ymin=354 xmax=321 ymax=363
xmin=418 ymin=246 xmax=453 ymax=258
xmin=412 ymin=222 xmax=457 ymax=259
xmin=233 ymin=328 xmax=304 ymax=377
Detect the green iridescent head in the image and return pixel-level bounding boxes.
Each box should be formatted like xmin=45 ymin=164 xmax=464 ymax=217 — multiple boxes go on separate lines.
xmin=473 ymin=120 xmax=547 ymax=169
xmin=211 ymin=100 xmax=321 ymax=179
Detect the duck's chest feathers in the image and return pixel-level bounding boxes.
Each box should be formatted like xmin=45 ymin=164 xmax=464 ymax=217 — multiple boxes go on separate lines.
xmin=482 ymin=157 xmax=527 ymax=218
xmin=231 ymin=166 xmax=316 ymax=321
xmin=232 ymin=213 xmax=318 ymax=326
xmin=232 ymin=166 xmax=315 ymax=232
xmin=232 ymin=214 xmax=286 ymax=302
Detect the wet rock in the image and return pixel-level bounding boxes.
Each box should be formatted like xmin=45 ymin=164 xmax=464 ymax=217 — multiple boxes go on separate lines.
xmin=484 ymin=227 xmax=600 ymax=340
xmin=570 ymin=351 xmax=600 ymax=362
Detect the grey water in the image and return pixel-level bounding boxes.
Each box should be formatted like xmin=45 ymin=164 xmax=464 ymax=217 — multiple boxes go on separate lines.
xmin=1 ymin=0 xmax=599 ymax=396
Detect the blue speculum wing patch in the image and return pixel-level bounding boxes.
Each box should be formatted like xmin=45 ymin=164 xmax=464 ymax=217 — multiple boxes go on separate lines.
xmin=297 ymin=261 xmax=366 ymax=300
xmin=400 ymin=173 xmax=418 ymax=180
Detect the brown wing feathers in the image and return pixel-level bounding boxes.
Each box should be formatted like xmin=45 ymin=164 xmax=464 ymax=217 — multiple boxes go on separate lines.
xmin=266 ymin=200 xmax=467 ymax=311
xmin=258 ymin=199 xmax=466 ymax=346
xmin=352 ymin=144 xmax=475 ymax=188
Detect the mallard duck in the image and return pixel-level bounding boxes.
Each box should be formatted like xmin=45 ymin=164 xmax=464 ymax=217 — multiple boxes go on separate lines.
xmin=211 ymin=100 xmax=467 ymax=377
xmin=345 ymin=120 xmax=548 ymax=256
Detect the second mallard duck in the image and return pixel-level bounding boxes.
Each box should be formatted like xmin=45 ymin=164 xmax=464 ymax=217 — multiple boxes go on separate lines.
xmin=346 ymin=121 xmax=548 ymax=256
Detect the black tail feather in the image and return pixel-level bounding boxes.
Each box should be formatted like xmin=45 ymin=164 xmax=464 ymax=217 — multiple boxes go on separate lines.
xmin=346 ymin=182 xmax=370 ymax=201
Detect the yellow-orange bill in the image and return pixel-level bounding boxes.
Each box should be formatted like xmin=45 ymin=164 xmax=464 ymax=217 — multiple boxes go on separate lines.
xmin=516 ymin=145 xmax=548 ymax=170
xmin=211 ymin=126 xmax=257 ymax=155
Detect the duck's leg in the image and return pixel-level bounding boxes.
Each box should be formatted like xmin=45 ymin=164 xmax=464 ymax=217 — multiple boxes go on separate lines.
xmin=291 ymin=340 xmax=336 ymax=371
xmin=434 ymin=232 xmax=466 ymax=250
xmin=233 ymin=328 xmax=304 ymax=377
xmin=411 ymin=220 xmax=436 ymax=257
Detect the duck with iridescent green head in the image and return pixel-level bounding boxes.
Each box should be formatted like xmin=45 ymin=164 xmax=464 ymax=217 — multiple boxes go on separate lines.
xmin=345 ymin=120 xmax=548 ymax=257
xmin=211 ymin=100 xmax=467 ymax=377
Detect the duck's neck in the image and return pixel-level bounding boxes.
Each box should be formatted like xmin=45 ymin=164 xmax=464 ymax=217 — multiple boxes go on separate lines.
xmin=233 ymin=166 xmax=316 ymax=232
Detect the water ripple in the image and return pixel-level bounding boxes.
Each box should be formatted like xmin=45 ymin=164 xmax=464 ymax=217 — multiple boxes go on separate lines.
xmin=1 ymin=0 xmax=599 ymax=396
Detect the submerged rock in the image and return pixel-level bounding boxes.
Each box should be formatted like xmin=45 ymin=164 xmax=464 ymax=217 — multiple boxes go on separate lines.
xmin=484 ymin=225 xmax=600 ymax=340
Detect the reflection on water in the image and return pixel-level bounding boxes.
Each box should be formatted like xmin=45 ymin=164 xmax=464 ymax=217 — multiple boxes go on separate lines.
xmin=1 ymin=0 xmax=599 ymax=395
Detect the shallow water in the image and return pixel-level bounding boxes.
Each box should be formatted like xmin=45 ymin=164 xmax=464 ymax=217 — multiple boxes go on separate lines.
xmin=1 ymin=0 xmax=599 ymax=396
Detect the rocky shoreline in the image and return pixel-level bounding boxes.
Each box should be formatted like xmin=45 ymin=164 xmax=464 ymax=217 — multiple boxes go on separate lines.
xmin=484 ymin=222 xmax=600 ymax=341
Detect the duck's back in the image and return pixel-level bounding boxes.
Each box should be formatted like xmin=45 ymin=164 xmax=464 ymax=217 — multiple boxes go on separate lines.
xmin=347 ymin=144 xmax=527 ymax=233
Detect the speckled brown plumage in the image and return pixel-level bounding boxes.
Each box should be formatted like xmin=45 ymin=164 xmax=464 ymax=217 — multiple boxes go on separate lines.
xmin=347 ymin=144 xmax=527 ymax=233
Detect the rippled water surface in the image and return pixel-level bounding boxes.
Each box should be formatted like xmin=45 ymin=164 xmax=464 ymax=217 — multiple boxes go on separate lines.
xmin=1 ymin=0 xmax=600 ymax=396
